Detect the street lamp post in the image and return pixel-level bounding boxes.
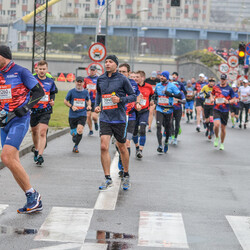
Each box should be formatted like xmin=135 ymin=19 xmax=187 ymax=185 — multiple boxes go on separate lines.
xmin=63 ymin=43 xmax=82 ymax=72
xmin=129 ymin=8 xmax=149 ymax=71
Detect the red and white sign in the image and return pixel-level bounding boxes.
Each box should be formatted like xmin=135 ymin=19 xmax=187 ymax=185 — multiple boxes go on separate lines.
xmin=237 ymin=75 xmax=248 ymax=81
xmin=228 ymin=67 xmax=238 ymax=81
xmin=227 ymin=55 xmax=238 ymax=68
xmin=86 ymin=62 xmax=104 ymax=76
xmin=218 ymin=63 xmax=229 ymax=74
xmin=88 ymin=43 xmax=106 ymax=62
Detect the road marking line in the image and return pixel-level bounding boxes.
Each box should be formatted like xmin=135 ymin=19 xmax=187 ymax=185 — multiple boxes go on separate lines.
xmin=35 ymin=207 xmax=93 ymax=243
xmin=138 ymin=211 xmax=189 ymax=248
xmin=0 ymin=204 xmax=8 ymax=215
xmin=31 ymin=243 xmax=82 ymax=250
xmin=226 ymin=215 xmax=250 ymax=250
xmin=94 ymin=152 xmax=121 ymax=210
xmin=80 ymin=243 xmax=108 ymax=250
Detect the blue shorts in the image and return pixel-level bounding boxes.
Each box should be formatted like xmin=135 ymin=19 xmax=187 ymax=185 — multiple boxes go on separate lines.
xmin=1 ymin=114 xmax=30 ymax=150
xmin=136 ymin=110 xmax=149 ymax=126
xmin=185 ymin=100 xmax=194 ymax=110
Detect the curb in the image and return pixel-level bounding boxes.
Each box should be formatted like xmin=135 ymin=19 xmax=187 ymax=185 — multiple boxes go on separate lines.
xmin=0 ymin=127 xmax=70 ymax=170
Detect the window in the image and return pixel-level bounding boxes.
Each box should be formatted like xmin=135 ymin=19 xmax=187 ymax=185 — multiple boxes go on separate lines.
xmin=85 ymin=4 xmax=90 ymax=11
xmin=22 ymin=0 xmax=28 ymax=3
xmin=176 ymin=8 xmax=181 ymax=16
xmin=11 ymin=0 xmax=17 ymax=8
xmin=184 ymin=8 xmax=188 ymax=14
xmin=67 ymin=3 xmax=72 ymax=7
xmin=75 ymin=3 xmax=81 ymax=7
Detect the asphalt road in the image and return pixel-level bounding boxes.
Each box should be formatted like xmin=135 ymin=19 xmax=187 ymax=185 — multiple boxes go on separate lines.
xmin=0 ymin=118 xmax=250 ymax=250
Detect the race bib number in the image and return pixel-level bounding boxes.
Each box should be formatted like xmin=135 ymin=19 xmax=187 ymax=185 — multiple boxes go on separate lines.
xmin=102 ymin=94 xmax=118 ymax=110
xmin=38 ymin=92 xmax=50 ymax=104
xmin=205 ymin=98 xmax=212 ymax=104
xmin=87 ymin=84 xmax=96 ymax=90
xmin=216 ymin=98 xmax=225 ymax=104
xmin=0 ymin=85 xmax=12 ymax=103
xmin=241 ymin=95 xmax=248 ymax=102
xmin=187 ymin=91 xmax=193 ymax=97
xmin=139 ymin=98 xmax=147 ymax=106
xmin=74 ymin=98 xmax=85 ymax=109
xmin=158 ymin=96 xmax=169 ymax=106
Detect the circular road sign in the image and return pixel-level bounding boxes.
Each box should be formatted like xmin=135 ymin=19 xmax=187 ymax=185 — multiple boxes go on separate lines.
xmin=227 ymin=55 xmax=238 ymax=68
xmin=245 ymin=42 xmax=250 ymax=56
xmin=88 ymin=42 xmax=106 ymax=62
xmin=218 ymin=63 xmax=229 ymax=74
xmin=86 ymin=62 xmax=104 ymax=76
xmin=228 ymin=67 xmax=238 ymax=81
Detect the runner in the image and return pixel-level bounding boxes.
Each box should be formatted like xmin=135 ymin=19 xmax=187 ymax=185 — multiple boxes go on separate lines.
xmin=0 ymin=45 xmax=45 ymax=213
xmin=95 ymin=55 xmax=136 ymax=191
xmin=185 ymin=80 xmax=195 ymax=123
xmin=201 ymin=77 xmax=216 ymax=139
xmin=211 ymin=74 xmax=235 ymax=150
xmin=64 ymin=76 xmax=92 ymax=153
xmin=145 ymin=71 xmax=160 ymax=132
xmin=117 ymin=63 xmax=140 ymax=177
xmin=230 ymin=83 xmax=240 ymax=128
xmin=194 ymin=73 xmax=207 ymax=132
xmin=132 ymin=70 xmax=154 ymax=159
xmin=238 ymin=79 xmax=250 ymax=129
xmin=84 ymin=65 xmax=99 ymax=136
xmin=154 ymin=71 xmax=181 ymax=153
xmin=31 ymin=60 xmax=57 ymax=165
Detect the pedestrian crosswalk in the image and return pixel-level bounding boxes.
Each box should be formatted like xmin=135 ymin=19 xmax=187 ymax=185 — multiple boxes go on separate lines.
xmin=2 ymin=203 xmax=250 ymax=249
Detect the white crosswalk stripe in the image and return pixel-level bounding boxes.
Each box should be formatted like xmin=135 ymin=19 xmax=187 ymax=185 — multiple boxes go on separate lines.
xmin=138 ymin=211 xmax=189 ymax=248
xmin=226 ymin=215 xmax=250 ymax=250
xmin=0 ymin=204 xmax=8 ymax=215
xmin=34 ymin=207 xmax=93 ymax=243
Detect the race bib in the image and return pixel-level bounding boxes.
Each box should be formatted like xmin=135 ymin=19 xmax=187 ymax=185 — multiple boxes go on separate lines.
xmin=87 ymin=84 xmax=96 ymax=90
xmin=102 ymin=94 xmax=118 ymax=110
xmin=199 ymin=92 xmax=205 ymax=98
xmin=74 ymin=98 xmax=85 ymax=109
xmin=187 ymin=91 xmax=193 ymax=97
xmin=158 ymin=96 xmax=169 ymax=106
xmin=139 ymin=98 xmax=147 ymax=106
xmin=38 ymin=92 xmax=50 ymax=104
xmin=205 ymin=98 xmax=212 ymax=104
xmin=216 ymin=98 xmax=225 ymax=104
xmin=173 ymin=99 xmax=178 ymax=104
xmin=241 ymin=95 xmax=248 ymax=102
xmin=0 ymin=85 xmax=12 ymax=103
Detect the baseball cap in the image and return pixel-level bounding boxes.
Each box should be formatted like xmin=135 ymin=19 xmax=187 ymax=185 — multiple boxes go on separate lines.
xmin=151 ymin=71 xmax=157 ymax=78
xmin=243 ymin=79 xmax=248 ymax=83
xmin=76 ymin=76 xmax=84 ymax=82
xmin=199 ymin=73 xmax=205 ymax=78
xmin=220 ymin=74 xmax=227 ymax=80
xmin=232 ymin=83 xmax=237 ymax=88
xmin=90 ymin=65 xmax=97 ymax=70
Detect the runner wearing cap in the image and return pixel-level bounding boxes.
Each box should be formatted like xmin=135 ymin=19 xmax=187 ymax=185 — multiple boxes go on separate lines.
xmin=64 ymin=76 xmax=91 ymax=153
xmin=211 ymin=74 xmax=235 ymax=150
xmin=132 ymin=70 xmax=154 ymax=159
xmin=185 ymin=80 xmax=195 ymax=123
xmin=84 ymin=65 xmax=99 ymax=136
xmin=145 ymin=71 xmax=160 ymax=132
xmin=0 ymin=45 xmax=45 ymax=214
xmin=95 ymin=55 xmax=136 ymax=191
xmin=230 ymin=83 xmax=240 ymax=128
xmin=238 ymin=79 xmax=250 ymax=129
xmin=31 ymin=60 xmax=58 ymax=165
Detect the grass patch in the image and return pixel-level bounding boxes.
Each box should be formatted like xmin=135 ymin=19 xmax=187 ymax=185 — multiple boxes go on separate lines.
xmin=50 ymin=90 xmax=69 ymax=128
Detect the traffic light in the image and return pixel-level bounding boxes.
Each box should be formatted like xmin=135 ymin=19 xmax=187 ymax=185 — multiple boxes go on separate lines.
xmin=96 ymin=34 xmax=106 ymax=46
xmin=171 ymin=0 xmax=180 ymax=6
xmin=238 ymin=42 xmax=246 ymax=65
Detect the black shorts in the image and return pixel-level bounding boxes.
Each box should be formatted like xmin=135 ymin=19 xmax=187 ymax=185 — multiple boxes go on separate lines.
xmin=195 ymin=98 xmax=204 ymax=107
xmin=30 ymin=110 xmax=51 ymax=127
xmin=213 ymin=109 xmax=229 ymax=126
xmin=204 ymin=105 xmax=214 ymax=118
xmin=127 ymin=120 xmax=136 ymax=134
xmin=100 ymin=121 xmax=126 ymax=143
xmin=69 ymin=116 xmax=87 ymax=129
xmin=90 ymin=102 xmax=95 ymax=112
xmin=230 ymin=105 xmax=239 ymax=115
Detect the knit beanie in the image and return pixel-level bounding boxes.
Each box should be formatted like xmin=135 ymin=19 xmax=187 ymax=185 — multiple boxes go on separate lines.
xmin=0 ymin=45 xmax=12 ymax=60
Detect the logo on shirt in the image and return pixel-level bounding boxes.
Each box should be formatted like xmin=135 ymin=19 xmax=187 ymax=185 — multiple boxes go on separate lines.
xmin=6 ymin=74 xmax=18 ymax=78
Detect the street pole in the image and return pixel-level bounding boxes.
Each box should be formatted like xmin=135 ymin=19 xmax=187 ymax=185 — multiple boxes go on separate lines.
xmin=130 ymin=18 xmax=134 ymax=71
xmin=105 ymin=0 xmax=109 ymax=48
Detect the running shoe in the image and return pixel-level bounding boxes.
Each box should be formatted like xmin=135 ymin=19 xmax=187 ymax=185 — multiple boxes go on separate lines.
xmin=219 ymin=143 xmax=224 ymax=150
xmin=239 ymin=124 xmax=242 ymax=129
xmin=36 ymin=155 xmax=44 ymax=165
xmin=164 ymin=143 xmax=169 ymax=153
xmin=88 ymin=130 xmax=94 ymax=136
xmin=17 ymin=191 xmax=42 ymax=214
xmin=157 ymin=146 xmax=163 ymax=154
xmin=73 ymin=145 xmax=79 ymax=153
xmin=118 ymin=170 xmax=124 ymax=178
xmin=99 ymin=179 xmax=113 ymax=191
xmin=168 ymin=136 xmax=173 ymax=144
xmin=232 ymin=125 xmax=235 ymax=128
xmin=205 ymin=129 xmax=209 ymax=137
xmin=178 ymin=127 xmax=182 ymax=135
xmin=208 ymin=131 xmax=212 ymax=140
xmin=121 ymin=176 xmax=131 ymax=191
xmin=94 ymin=123 xmax=99 ymax=131
xmin=34 ymin=150 xmax=39 ymax=162
xmin=214 ymin=137 xmax=219 ymax=147
xmin=186 ymin=120 xmax=190 ymax=123
xmin=136 ymin=150 xmax=143 ymax=159
xmin=196 ymin=126 xmax=200 ymax=132
xmin=173 ymin=138 xmax=178 ymax=145
xmin=244 ymin=123 xmax=247 ymax=129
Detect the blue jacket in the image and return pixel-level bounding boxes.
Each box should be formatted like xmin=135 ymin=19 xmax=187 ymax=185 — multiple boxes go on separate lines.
xmin=95 ymin=71 xmax=136 ymax=123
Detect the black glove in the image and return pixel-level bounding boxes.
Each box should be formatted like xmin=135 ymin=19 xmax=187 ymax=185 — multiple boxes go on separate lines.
xmin=165 ymin=90 xmax=173 ymax=97
xmin=14 ymin=106 xmax=29 ymax=117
